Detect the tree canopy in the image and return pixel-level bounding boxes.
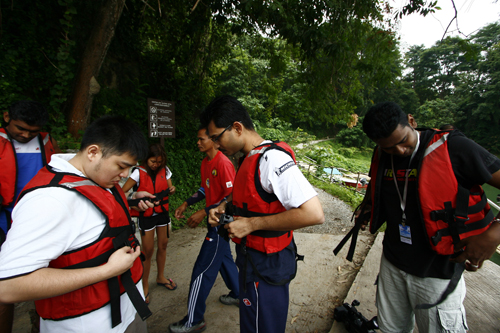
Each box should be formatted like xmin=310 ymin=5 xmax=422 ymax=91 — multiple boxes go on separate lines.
xmin=1 ymin=0 xmax=499 ymax=155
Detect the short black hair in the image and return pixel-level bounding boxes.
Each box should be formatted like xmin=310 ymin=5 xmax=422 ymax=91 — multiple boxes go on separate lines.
xmin=196 ymin=124 xmax=209 ymax=137
xmin=80 ymin=115 xmax=148 ymax=160
xmin=439 ymin=124 xmax=456 ymax=130
xmin=8 ymin=101 xmax=49 ymax=127
xmin=200 ymin=95 xmax=254 ymax=131
xmin=363 ymin=102 xmax=409 ymax=140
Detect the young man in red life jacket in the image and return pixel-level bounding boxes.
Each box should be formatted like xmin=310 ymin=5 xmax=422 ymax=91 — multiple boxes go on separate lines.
xmin=0 ymin=115 xmax=156 ymax=333
xmin=356 ymin=102 xmax=500 ymax=333
xmin=0 ymin=100 xmax=61 ymax=333
xmin=201 ymin=96 xmax=325 ymax=333
xmin=169 ymin=126 xmax=239 ymax=333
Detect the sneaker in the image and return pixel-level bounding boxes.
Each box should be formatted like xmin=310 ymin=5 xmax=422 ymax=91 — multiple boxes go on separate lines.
xmin=219 ymin=294 xmax=239 ymax=307
xmin=169 ymin=320 xmax=206 ymax=333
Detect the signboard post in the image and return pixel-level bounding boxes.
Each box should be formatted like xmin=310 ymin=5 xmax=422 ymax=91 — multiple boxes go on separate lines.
xmin=147 ymin=98 xmax=175 ymax=146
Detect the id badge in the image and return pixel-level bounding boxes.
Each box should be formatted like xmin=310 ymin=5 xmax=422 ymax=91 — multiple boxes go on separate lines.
xmin=399 ymin=224 xmax=412 ymax=245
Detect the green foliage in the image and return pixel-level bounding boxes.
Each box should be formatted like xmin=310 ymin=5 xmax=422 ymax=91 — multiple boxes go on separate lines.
xmin=254 ymin=118 xmax=316 ymax=144
xmin=335 ymin=117 xmax=373 ymax=148
xmin=0 ymin=0 xmax=80 ymax=145
xmin=301 ymin=144 xmax=371 ymax=174
xmin=413 ymin=97 xmax=462 ymax=129
xmin=49 ymin=0 xmax=77 ymax=139
xmin=396 ymin=0 xmax=440 ymax=18
xmin=402 ymin=22 xmax=500 ymax=154
xmin=212 ymin=2 xmax=402 ymax=132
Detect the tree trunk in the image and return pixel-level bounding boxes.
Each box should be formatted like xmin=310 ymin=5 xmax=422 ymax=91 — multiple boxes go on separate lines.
xmin=67 ymin=0 xmax=126 ymax=137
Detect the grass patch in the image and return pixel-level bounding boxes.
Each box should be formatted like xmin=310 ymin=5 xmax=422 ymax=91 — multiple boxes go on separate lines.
xmin=305 ymin=174 xmax=364 ymax=210
xmin=305 ymin=174 xmax=387 ymax=232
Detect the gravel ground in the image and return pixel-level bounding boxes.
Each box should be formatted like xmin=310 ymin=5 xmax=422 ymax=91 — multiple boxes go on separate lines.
xmin=297 ymin=186 xmax=356 ymax=235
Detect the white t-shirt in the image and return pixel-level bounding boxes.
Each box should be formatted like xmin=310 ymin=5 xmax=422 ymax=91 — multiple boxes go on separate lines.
xmin=257 ymin=140 xmax=317 ymax=210
xmin=129 ymin=166 xmax=172 ymax=184
xmin=0 ymin=154 xmax=143 ymax=333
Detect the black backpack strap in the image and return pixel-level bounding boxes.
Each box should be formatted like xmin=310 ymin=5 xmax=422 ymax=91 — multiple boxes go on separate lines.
xmin=333 ymin=224 xmax=359 ymax=262
xmin=334 ymin=202 xmax=370 ymax=262
xmin=415 ymin=262 xmax=465 ymax=310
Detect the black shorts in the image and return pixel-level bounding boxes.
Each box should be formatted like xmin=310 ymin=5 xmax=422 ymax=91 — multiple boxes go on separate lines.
xmin=138 ymin=213 xmax=171 ymax=232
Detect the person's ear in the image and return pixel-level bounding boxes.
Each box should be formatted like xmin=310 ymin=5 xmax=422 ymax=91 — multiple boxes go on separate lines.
xmin=233 ymin=121 xmax=243 ymax=135
xmin=407 ymin=114 xmax=417 ymax=129
xmin=3 ymin=112 xmax=10 ymax=124
xmin=86 ymin=145 xmax=102 ymax=162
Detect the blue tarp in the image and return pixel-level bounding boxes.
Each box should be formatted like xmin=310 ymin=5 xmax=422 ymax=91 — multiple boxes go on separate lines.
xmin=323 ymin=167 xmax=342 ymax=175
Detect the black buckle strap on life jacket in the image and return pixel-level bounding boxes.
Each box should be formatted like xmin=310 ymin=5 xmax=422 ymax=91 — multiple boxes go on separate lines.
xmin=334 ymin=202 xmax=370 ymax=262
xmin=108 ymin=270 xmax=153 ymax=327
xmin=233 ymin=204 xmax=275 ymax=217
xmin=430 ymin=210 xmax=494 ymax=246
xmin=415 ymin=262 xmax=465 ymax=310
xmin=429 ymin=185 xmax=493 ymax=247
xmin=62 ymin=227 xmax=134 ymax=270
xmin=107 ymin=227 xmax=151 ymax=327
xmin=127 ymin=188 xmax=170 ymax=207
xmin=107 ymin=219 xmax=135 ymax=328
xmin=108 ymin=277 xmax=122 ymax=327
xmin=121 ymin=269 xmax=152 ymax=321
xmin=430 ymin=191 xmax=488 ymax=221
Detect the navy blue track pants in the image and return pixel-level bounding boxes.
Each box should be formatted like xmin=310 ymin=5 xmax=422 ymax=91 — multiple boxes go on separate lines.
xmin=182 ymin=227 xmax=239 ymax=327
xmin=239 ymin=276 xmax=290 ymax=333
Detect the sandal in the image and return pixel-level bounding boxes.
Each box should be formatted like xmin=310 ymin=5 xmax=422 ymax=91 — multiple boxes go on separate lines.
xmin=157 ymin=278 xmax=177 ymax=290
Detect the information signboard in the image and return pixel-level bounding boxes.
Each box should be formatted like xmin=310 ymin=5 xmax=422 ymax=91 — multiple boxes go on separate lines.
xmin=147 ymin=98 xmax=175 ymax=138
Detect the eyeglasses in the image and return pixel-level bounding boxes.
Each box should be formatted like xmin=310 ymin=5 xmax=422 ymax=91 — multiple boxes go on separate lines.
xmin=211 ymin=124 xmax=233 ymax=143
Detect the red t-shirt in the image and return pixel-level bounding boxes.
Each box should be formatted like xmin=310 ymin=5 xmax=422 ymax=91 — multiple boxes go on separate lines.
xmin=201 ymin=151 xmax=235 ymax=207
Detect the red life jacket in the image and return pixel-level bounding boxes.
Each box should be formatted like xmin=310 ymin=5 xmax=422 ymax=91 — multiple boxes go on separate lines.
xmin=129 ymin=167 xmax=170 ymax=217
xmin=369 ymin=130 xmax=494 ymax=255
xmin=231 ymin=142 xmax=295 ymax=254
xmin=0 ymin=128 xmax=55 ymax=207
xmin=17 ymin=166 xmax=150 ymax=327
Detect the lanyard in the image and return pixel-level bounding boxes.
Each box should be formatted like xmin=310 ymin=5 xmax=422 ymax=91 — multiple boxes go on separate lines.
xmin=390 ymin=129 xmax=420 ymax=226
